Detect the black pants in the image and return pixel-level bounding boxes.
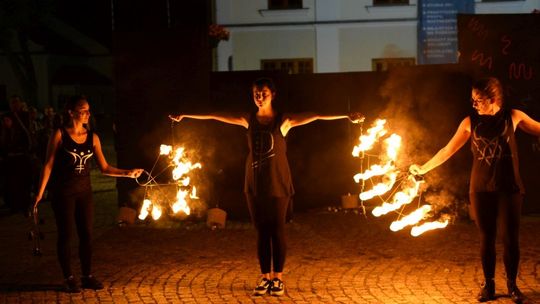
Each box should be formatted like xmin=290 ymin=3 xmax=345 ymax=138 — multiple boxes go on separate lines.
xmin=470 ymin=192 xmax=522 ymax=282
xmin=246 ymin=195 xmax=289 ymax=274
xmin=51 ymin=189 xmax=94 ymax=279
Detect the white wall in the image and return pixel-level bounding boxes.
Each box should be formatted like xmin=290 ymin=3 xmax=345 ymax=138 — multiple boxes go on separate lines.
xmin=231 ymin=27 xmax=316 ymax=71
xmin=215 ymin=0 xmax=540 ymax=73
xmin=339 ymin=21 xmax=417 ymax=72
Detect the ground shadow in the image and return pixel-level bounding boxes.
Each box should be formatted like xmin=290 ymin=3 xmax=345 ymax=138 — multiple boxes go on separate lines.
xmin=0 ymin=284 xmax=63 ymax=292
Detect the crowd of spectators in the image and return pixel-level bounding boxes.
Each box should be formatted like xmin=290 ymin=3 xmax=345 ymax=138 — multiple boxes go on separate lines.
xmin=0 ymin=95 xmax=63 ymax=215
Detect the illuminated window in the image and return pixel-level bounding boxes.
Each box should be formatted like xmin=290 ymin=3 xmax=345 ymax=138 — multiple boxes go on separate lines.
xmin=261 ymin=58 xmax=313 ymax=74
xmin=268 ymin=0 xmax=303 ymax=10
xmin=372 ymin=58 xmax=415 ymax=71
xmin=373 ymin=0 xmax=409 ymax=5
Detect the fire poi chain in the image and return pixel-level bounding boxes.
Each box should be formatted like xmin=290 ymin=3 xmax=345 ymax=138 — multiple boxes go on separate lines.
xmin=353 ymin=119 xmax=449 ymax=236
xmin=137 ymin=144 xmax=202 ymax=221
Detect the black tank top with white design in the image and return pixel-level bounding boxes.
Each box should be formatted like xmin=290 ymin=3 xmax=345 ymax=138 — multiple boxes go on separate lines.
xmin=470 ymin=109 xmax=523 ymax=194
xmin=50 ymin=128 xmax=94 ymax=194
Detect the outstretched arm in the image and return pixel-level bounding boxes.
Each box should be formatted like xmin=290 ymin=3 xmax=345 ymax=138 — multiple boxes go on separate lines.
xmin=93 ymin=133 xmax=144 ymax=178
xmin=169 ymin=112 xmax=250 ymax=129
xmin=410 ymin=117 xmax=471 ymax=175
xmin=280 ymin=112 xmax=364 ymax=136
xmin=512 ymin=109 xmax=540 ymax=136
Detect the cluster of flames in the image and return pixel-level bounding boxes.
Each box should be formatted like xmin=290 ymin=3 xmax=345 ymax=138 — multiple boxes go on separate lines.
xmin=138 ymin=144 xmax=202 ymax=221
xmin=353 ymin=119 xmax=449 ymax=237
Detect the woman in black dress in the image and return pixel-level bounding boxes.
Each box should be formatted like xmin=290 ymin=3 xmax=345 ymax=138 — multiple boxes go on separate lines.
xmin=170 ymin=78 xmax=363 ymax=296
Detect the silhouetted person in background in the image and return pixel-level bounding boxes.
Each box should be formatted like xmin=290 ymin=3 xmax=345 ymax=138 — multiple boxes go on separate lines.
xmin=170 ymin=77 xmax=364 ymax=296
xmin=410 ymin=77 xmax=540 ymax=303
xmin=34 ymin=95 xmax=144 ymax=293
xmin=0 ymin=95 xmax=36 ymax=215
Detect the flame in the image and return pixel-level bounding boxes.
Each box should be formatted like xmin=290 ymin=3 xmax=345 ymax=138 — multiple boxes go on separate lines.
xmin=160 ymin=144 xmax=173 ymax=155
xmin=372 ymin=175 xmax=424 ymax=217
xmin=139 ymin=145 xmax=202 ymax=221
xmin=151 ymin=205 xmax=162 ymax=220
xmin=359 ymin=172 xmax=397 ymax=201
xmin=172 ymin=189 xmax=191 ymax=215
xmin=352 ymin=119 xmax=387 ymax=157
xmin=411 ymin=219 xmax=449 ymax=237
xmin=390 ymin=205 xmax=431 ymax=232
xmin=354 ymin=121 xmax=402 ymax=201
xmin=354 ymin=163 xmax=395 ymax=182
xmin=190 ymin=186 xmax=198 ymax=199
xmin=352 ymin=118 xmax=451 ymax=236
xmin=139 ymin=199 xmax=152 ymax=220
xmin=384 ymin=134 xmax=401 ymax=161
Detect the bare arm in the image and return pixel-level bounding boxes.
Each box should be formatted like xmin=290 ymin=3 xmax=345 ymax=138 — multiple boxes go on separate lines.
xmin=280 ymin=112 xmax=364 ymax=136
xmin=512 ymin=109 xmax=540 ymax=136
xmin=34 ymin=129 xmax=62 ymax=207
xmin=169 ymin=112 xmax=250 ymax=129
xmin=410 ymin=117 xmax=471 ymax=175
xmin=93 ymin=133 xmax=144 ymax=178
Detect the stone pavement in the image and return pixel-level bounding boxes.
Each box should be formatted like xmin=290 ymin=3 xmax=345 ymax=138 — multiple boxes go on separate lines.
xmin=1 ymin=175 xmax=539 ymax=303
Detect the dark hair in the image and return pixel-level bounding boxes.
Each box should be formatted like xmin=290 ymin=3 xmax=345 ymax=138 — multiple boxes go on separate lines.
xmin=65 ymin=95 xmax=89 ymax=112
xmin=472 ymin=77 xmax=503 ymax=107
xmin=252 ymin=77 xmax=276 ymax=93
xmin=63 ymin=95 xmax=89 ymax=128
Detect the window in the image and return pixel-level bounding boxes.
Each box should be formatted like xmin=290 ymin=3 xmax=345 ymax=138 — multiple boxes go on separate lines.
xmin=261 ymin=58 xmax=313 ymax=74
xmin=373 ymin=0 xmax=409 ymax=5
xmin=268 ymin=0 xmax=303 ymax=10
xmin=372 ymin=58 xmax=415 ymax=72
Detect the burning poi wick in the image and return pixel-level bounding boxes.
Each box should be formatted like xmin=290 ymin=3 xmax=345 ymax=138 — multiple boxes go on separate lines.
xmin=353 ymin=119 xmax=450 ymax=236
xmin=136 ymin=142 xmax=202 ymax=221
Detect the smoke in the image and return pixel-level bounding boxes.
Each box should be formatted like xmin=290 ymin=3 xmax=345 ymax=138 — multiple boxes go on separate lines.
xmin=375 ymin=67 xmax=471 ymax=219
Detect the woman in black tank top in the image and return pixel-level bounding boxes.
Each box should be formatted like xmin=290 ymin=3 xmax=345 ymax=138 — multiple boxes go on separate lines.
xmin=170 ymin=77 xmax=364 ymax=296
xmin=33 ymin=95 xmax=144 ymax=293
xmin=410 ymin=77 xmax=540 ymax=303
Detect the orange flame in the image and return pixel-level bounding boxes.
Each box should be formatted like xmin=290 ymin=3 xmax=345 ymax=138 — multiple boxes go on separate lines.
xmin=359 ymin=172 xmax=397 ymax=201
xmin=138 ymin=199 xmax=152 ymax=220
xmin=139 ymin=145 xmax=202 ymax=221
xmin=352 ymin=119 xmax=387 ymax=157
xmin=390 ymin=205 xmax=431 ymax=232
xmin=372 ymin=175 xmax=424 ymax=217
xmin=411 ymin=218 xmax=449 ymax=237
xmin=355 ymin=121 xmax=401 ymax=201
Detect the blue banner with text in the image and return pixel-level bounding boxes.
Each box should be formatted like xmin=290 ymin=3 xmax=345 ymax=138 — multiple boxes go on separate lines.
xmin=418 ymin=0 xmax=474 ymax=64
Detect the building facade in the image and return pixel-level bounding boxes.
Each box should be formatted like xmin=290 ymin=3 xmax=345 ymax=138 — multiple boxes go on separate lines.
xmin=215 ymin=0 xmax=540 ymax=73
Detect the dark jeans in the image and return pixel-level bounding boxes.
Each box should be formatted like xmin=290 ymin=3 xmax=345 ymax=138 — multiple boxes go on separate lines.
xmin=470 ymin=192 xmax=522 ymax=282
xmin=51 ymin=189 xmax=94 ymax=278
xmin=246 ymin=194 xmax=290 ymax=274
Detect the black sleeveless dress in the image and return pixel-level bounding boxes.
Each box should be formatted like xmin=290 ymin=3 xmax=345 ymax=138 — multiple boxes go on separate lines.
xmin=244 ymin=113 xmax=294 ymax=197
xmin=469 ymin=109 xmax=524 ymax=194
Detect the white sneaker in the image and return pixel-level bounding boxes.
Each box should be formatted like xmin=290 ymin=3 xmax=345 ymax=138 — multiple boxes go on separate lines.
xmin=270 ymin=278 xmax=284 ymax=296
xmin=253 ymin=278 xmax=271 ymax=295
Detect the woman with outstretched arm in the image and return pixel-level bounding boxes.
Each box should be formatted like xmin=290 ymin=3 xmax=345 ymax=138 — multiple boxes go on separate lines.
xmin=410 ymin=77 xmax=540 ymax=303
xmin=170 ymin=77 xmax=364 ymax=296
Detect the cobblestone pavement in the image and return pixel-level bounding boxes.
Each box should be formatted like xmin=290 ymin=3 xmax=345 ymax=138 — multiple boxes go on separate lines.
xmin=1 ymin=175 xmax=539 ymax=303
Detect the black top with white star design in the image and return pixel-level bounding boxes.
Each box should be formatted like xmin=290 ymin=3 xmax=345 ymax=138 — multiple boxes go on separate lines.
xmin=49 ymin=128 xmax=94 ymax=194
